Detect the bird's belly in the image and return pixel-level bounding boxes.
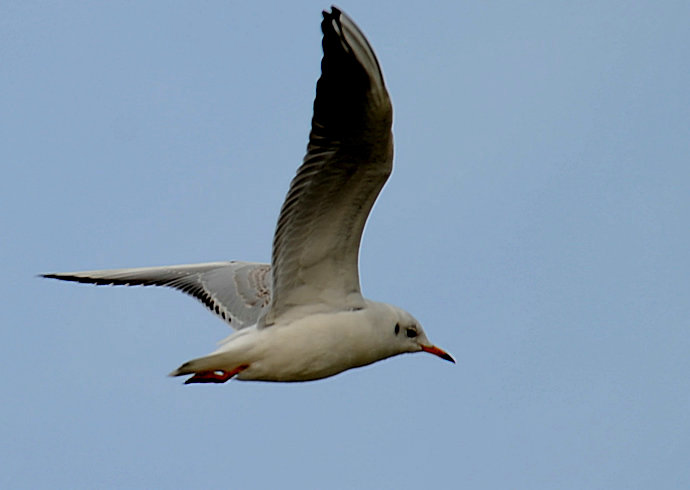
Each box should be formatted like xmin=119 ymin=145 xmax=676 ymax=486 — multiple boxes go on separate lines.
xmin=236 ymin=318 xmax=381 ymax=382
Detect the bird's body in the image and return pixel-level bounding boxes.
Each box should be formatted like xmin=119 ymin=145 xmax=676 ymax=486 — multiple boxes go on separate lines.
xmin=43 ymin=7 xmax=453 ymax=384
xmin=182 ymin=301 xmax=410 ymax=382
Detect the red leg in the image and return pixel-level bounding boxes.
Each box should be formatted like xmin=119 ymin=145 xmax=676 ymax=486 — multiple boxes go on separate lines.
xmin=184 ymin=364 xmax=249 ymax=384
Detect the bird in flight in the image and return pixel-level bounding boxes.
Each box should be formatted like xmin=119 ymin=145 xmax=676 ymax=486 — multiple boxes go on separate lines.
xmin=43 ymin=7 xmax=454 ymax=384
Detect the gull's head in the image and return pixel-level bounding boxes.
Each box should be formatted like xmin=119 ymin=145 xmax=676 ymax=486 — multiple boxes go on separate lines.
xmin=388 ymin=307 xmax=454 ymax=363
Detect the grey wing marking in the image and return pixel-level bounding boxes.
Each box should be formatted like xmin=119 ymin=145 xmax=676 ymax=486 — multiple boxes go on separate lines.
xmin=42 ymin=262 xmax=272 ymax=329
xmin=267 ymin=8 xmax=393 ymax=323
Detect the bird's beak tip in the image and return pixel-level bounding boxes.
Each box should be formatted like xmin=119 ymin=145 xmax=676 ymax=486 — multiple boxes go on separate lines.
xmin=421 ymin=344 xmax=455 ymax=364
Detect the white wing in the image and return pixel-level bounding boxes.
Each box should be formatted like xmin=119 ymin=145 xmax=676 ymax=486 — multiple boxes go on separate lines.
xmin=42 ymin=262 xmax=271 ymax=329
xmin=266 ymin=7 xmax=393 ymax=324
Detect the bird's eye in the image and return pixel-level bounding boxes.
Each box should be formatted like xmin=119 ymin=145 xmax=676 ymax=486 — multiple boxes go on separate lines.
xmin=406 ymin=328 xmax=418 ymax=338
xmin=394 ymin=323 xmax=400 ymax=335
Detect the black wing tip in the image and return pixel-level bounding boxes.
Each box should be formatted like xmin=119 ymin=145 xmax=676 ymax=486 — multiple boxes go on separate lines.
xmin=321 ymin=8 xmax=338 ymax=36
xmin=40 ymin=272 xmax=75 ymax=281
xmin=323 ymin=5 xmax=343 ymax=18
xmin=322 ymin=6 xmax=347 ymax=39
xmin=39 ymin=273 xmax=131 ymax=286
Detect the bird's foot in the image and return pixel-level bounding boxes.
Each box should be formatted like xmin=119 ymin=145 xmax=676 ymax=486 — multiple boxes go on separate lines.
xmin=184 ymin=364 xmax=249 ymax=384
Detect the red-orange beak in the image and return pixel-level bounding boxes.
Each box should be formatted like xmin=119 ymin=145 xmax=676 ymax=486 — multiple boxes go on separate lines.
xmin=420 ymin=345 xmax=455 ymax=363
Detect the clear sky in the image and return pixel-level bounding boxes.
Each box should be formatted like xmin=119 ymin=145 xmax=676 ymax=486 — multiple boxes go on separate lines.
xmin=3 ymin=1 xmax=689 ymax=488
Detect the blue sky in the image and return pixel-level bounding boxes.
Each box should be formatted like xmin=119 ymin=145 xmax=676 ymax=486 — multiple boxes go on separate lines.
xmin=3 ymin=1 xmax=689 ymax=488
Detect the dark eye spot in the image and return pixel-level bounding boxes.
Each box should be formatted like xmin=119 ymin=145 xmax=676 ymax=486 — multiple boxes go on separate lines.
xmin=406 ymin=328 xmax=418 ymax=338
xmin=394 ymin=323 xmax=400 ymax=335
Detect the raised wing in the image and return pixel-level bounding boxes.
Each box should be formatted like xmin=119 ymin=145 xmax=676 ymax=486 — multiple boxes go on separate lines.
xmin=266 ymin=7 xmax=393 ymax=324
xmin=42 ymin=262 xmax=271 ymax=329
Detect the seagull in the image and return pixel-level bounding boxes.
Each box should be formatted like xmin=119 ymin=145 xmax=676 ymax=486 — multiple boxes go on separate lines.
xmin=43 ymin=7 xmax=454 ymax=384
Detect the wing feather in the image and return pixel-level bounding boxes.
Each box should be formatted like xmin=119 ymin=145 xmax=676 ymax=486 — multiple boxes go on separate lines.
xmin=42 ymin=262 xmax=271 ymax=329
xmin=266 ymin=8 xmax=393 ymax=323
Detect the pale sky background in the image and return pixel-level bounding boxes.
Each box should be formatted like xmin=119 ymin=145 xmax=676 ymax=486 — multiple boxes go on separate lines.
xmin=2 ymin=1 xmax=689 ymax=488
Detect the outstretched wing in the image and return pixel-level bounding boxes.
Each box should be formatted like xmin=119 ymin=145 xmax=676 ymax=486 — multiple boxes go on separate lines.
xmin=42 ymin=262 xmax=271 ymax=329
xmin=266 ymin=7 xmax=393 ymax=324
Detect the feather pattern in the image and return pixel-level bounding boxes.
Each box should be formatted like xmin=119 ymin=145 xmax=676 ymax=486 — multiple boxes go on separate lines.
xmin=42 ymin=262 xmax=271 ymax=329
xmin=266 ymin=8 xmax=393 ymax=323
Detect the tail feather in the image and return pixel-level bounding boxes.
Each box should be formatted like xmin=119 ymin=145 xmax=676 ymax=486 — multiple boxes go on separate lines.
xmin=168 ymin=353 xmax=228 ymax=377
xmin=169 ymin=361 xmax=195 ymax=377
